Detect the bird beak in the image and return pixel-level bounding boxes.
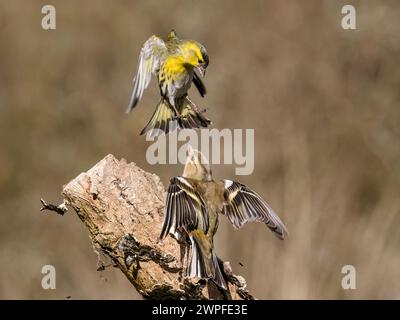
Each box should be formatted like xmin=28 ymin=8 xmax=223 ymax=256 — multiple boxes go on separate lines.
xmin=195 ymin=65 xmax=206 ymax=77
xmin=187 ymin=144 xmax=195 ymax=157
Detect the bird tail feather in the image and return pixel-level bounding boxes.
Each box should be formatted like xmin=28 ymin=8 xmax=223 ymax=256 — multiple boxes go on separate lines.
xmin=188 ymin=237 xmax=227 ymax=290
xmin=140 ymin=98 xmax=211 ymax=137
xmin=140 ymin=98 xmax=176 ymax=137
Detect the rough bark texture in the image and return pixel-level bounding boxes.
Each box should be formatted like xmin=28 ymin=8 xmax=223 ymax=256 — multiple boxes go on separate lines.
xmin=60 ymin=154 xmax=253 ymax=300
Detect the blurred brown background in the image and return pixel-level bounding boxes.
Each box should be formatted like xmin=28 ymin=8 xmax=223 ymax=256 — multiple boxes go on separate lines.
xmin=1 ymin=0 xmax=400 ymax=299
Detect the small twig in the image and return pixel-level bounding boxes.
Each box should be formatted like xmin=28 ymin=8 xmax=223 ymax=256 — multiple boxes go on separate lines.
xmin=40 ymin=198 xmax=68 ymax=215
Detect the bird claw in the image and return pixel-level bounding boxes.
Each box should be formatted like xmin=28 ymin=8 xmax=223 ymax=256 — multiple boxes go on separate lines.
xmin=191 ymin=103 xmax=207 ymax=114
xmin=174 ymin=110 xmax=181 ymax=117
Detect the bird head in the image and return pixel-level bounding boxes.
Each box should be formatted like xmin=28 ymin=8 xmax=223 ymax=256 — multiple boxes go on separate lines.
xmin=182 ymin=145 xmax=212 ymax=181
xmin=181 ymin=41 xmax=209 ymax=77
xmin=167 ymin=29 xmax=178 ymax=42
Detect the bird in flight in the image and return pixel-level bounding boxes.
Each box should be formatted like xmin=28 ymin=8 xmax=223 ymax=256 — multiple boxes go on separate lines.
xmin=127 ymin=30 xmax=211 ymax=136
xmin=159 ymin=146 xmax=288 ymax=289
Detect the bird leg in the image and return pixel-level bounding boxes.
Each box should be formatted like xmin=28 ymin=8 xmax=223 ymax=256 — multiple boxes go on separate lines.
xmin=168 ymin=99 xmax=181 ymax=118
xmin=178 ymin=241 xmax=186 ymax=280
xmin=186 ymin=96 xmax=206 ymax=113
xmin=171 ymin=104 xmax=181 ymax=118
xmin=177 ymin=236 xmax=191 ymax=280
xmin=184 ymin=243 xmax=191 ymax=276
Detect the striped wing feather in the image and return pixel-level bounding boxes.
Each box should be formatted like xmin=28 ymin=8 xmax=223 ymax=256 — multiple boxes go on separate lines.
xmin=222 ymin=180 xmax=288 ymax=239
xmin=160 ymin=177 xmax=209 ymax=240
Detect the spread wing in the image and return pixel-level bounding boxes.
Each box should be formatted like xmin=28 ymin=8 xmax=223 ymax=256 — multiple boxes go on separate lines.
xmin=222 ymin=180 xmax=288 ymax=239
xmin=126 ymin=36 xmax=167 ymax=113
xmin=193 ymin=71 xmax=207 ymax=97
xmin=160 ymin=177 xmax=209 ymax=240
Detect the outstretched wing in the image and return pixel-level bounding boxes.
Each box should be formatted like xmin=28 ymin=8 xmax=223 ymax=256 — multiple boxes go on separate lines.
xmin=222 ymin=180 xmax=288 ymax=239
xmin=160 ymin=177 xmax=209 ymax=240
xmin=126 ymin=36 xmax=167 ymax=113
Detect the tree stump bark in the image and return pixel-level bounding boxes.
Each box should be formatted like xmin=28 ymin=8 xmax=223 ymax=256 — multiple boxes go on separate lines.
xmin=52 ymin=154 xmax=253 ymax=300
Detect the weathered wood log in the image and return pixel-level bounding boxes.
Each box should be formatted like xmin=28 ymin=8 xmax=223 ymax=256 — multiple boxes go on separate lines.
xmin=46 ymin=154 xmax=253 ymax=300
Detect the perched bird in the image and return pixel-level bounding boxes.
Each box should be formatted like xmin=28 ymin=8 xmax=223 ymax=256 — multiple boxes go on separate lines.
xmin=127 ymin=30 xmax=211 ymax=136
xmin=160 ymin=146 xmax=288 ymax=289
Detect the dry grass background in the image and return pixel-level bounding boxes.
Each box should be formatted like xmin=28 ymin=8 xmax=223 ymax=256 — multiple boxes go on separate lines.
xmin=1 ymin=0 xmax=400 ymax=299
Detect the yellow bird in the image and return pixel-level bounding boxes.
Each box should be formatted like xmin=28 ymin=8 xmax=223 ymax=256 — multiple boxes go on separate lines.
xmin=127 ymin=30 xmax=211 ymax=136
xmin=160 ymin=146 xmax=288 ymax=289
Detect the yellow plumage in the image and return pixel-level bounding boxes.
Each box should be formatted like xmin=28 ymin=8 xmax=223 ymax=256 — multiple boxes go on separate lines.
xmin=127 ymin=30 xmax=211 ymax=136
